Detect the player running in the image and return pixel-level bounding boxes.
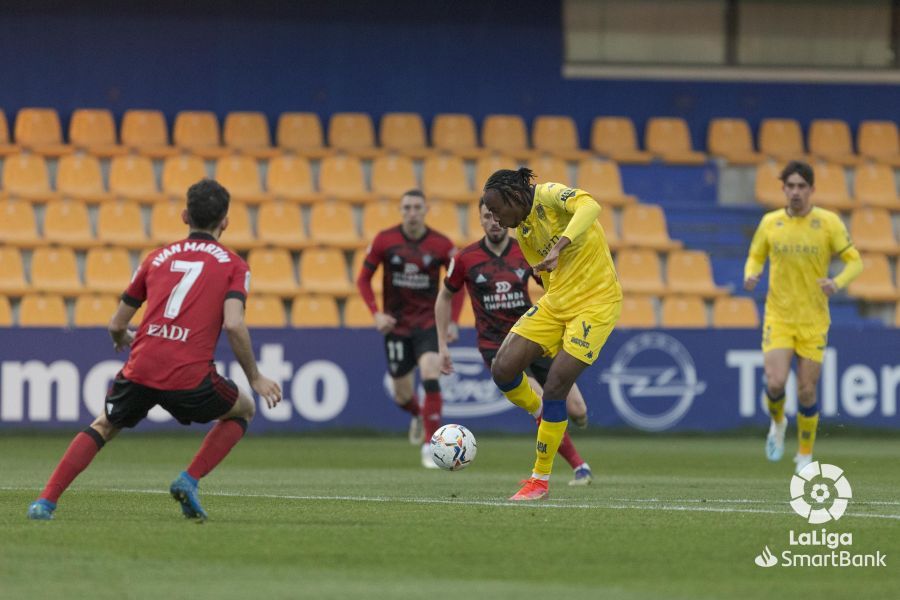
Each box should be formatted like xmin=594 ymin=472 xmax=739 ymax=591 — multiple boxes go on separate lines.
xmin=27 ymin=179 xmax=282 ymax=522
xmin=356 ymin=190 xmax=462 ymax=468
xmin=744 ymin=161 xmax=862 ymax=473
xmin=435 ymin=199 xmax=594 ymax=485
xmin=481 ymin=168 xmax=621 ymax=501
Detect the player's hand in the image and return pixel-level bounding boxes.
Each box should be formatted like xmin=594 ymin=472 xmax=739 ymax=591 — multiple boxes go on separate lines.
xmin=743 ymin=274 xmax=760 ymax=291
xmin=374 ymin=312 xmax=396 ymax=334
xmin=438 ymin=345 xmax=454 ymax=375
xmin=446 ymin=322 xmax=459 ymax=344
xmin=818 ymin=278 xmax=839 ymax=296
xmin=251 ymin=375 xmax=282 ymax=409
xmin=533 ymin=249 xmax=560 ymax=273
xmin=112 ymin=329 xmax=136 ymax=352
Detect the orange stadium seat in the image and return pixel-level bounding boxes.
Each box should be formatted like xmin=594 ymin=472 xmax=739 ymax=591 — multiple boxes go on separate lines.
xmin=850 ymin=207 xmax=900 ymax=255
xmin=0 ymin=109 xmax=18 ymax=156
xmin=120 ymin=109 xmax=178 ymax=158
xmin=74 ymin=294 xmax=119 ymax=327
xmin=707 ymin=118 xmax=764 ymax=165
xmin=108 ymin=154 xmax=165 ymax=204
xmin=0 ymin=295 xmax=12 ymax=325
xmin=56 ymin=154 xmax=113 ymax=203
xmin=69 ymin=109 xmax=126 ymax=157
xmin=223 ymin=111 xmax=279 ymax=159
xmin=620 ymin=204 xmax=682 ymax=251
xmin=30 ymin=247 xmax=82 ymax=295
xmin=617 ymin=296 xmax=657 ymax=328
xmin=811 ymin=162 xmax=853 ymax=211
xmin=482 ymin=114 xmax=534 ymax=161
xmin=19 ymin=294 xmax=68 ymax=327
xmin=475 ymin=154 xmax=517 ymax=191
xmin=276 ymin=112 xmax=331 ymax=159
xmin=615 ymin=248 xmax=666 ymax=295
xmin=645 ymin=117 xmax=706 ymax=165
xmin=43 ymin=199 xmax=95 ymax=248
xmin=308 ymin=201 xmax=362 ymax=248
xmin=847 ymin=254 xmax=898 ymax=302
xmin=0 ymin=199 xmax=40 ymax=247
xmin=352 ymin=249 xmax=382 ymax=293
xmin=173 ymin=110 xmax=228 ymax=159
xmin=246 ymin=248 xmax=298 ymax=297
xmin=150 ymin=200 xmax=188 ymax=246
xmin=362 ymin=201 xmax=398 ymax=241
xmin=754 ymin=162 xmax=786 ymax=208
xmin=431 ymin=113 xmax=483 ymax=159
xmin=84 ymin=248 xmax=133 ymax=294
xmin=596 ymin=204 xmax=620 ymax=251
xmin=162 ymin=155 xmax=207 ymax=199
xmin=666 ymin=250 xmax=727 ymax=298
xmin=575 ymin=159 xmax=636 ymax=207
xmin=256 ymin=201 xmax=309 ymax=250
xmin=319 ymin=155 xmax=376 ymax=203
xmin=244 ymin=295 xmax=287 ymax=327
xmin=808 ymin=119 xmax=859 ymax=166
xmin=712 ymin=296 xmax=759 ymax=328
xmin=13 ymin=108 xmax=71 ymax=156
xmin=214 ymin=155 xmax=272 ymax=204
xmin=221 ymin=200 xmax=257 ymax=251
xmin=328 ymin=112 xmax=381 ymax=159
xmin=298 ymin=248 xmax=354 ymax=296
xmin=343 ymin=296 xmax=374 ymax=327
xmin=531 ymin=115 xmax=587 ymax=161
xmin=590 ymin=117 xmax=652 ymax=164
xmin=530 ymin=155 xmax=569 ymax=185
xmin=0 ymin=247 xmax=29 ymax=295
xmin=97 ymin=201 xmax=150 ymax=249
xmin=425 ymin=200 xmax=465 ymax=246
xmin=380 ymin=112 xmax=431 ymax=158
xmin=853 ymin=163 xmax=900 ymax=209
xmin=266 ymin=154 xmax=323 ymax=204
xmin=1 ymin=153 xmax=59 ymax=202
xmin=291 ymin=295 xmax=341 ymax=327
xmin=371 ymin=155 xmax=418 ymax=200
xmin=422 ymin=154 xmax=476 ymax=204
xmin=661 ymin=296 xmax=708 ymax=328
xmin=856 ymin=121 xmax=900 ymax=167
xmin=759 ymin=119 xmax=806 ymax=161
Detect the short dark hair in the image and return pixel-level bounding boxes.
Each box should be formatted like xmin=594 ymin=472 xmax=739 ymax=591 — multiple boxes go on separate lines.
xmin=780 ymin=161 xmax=814 ymax=186
xmin=186 ymin=179 xmax=230 ymax=230
xmin=401 ymin=189 xmax=426 ymax=201
xmin=483 ymin=167 xmax=534 ymax=210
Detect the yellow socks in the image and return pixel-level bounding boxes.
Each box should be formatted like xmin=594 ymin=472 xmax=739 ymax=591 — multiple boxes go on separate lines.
xmin=533 ymin=418 xmax=568 ymax=478
xmin=766 ymin=390 xmax=785 ymax=423
xmin=494 ymin=372 xmax=541 ymax=416
xmin=797 ymin=408 xmax=819 ymax=456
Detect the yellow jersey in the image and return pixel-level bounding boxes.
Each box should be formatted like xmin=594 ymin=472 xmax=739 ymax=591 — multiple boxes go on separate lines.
xmin=515 ymin=182 xmax=621 ymax=311
xmin=745 ymin=206 xmax=859 ymax=325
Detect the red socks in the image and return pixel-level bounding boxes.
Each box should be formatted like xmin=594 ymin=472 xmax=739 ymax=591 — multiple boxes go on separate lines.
xmin=422 ymin=380 xmax=443 ymax=443
xmin=40 ymin=428 xmax=105 ymax=503
xmin=399 ymin=395 xmax=420 ymax=416
xmin=186 ymin=418 xmax=248 ymax=480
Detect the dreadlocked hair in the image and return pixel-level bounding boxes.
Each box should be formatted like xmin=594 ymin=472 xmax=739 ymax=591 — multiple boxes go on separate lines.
xmin=483 ymin=167 xmax=534 ymax=209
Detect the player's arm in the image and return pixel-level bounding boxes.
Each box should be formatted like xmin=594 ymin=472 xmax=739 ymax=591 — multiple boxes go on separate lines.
xmin=435 ymin=284 xmax=456 ymax=375
xmin=820 ymin=218 xmax=863 ymax=296
xmin=355 ymin=235 xmax=395 ymax=334
xmin=223 ymin=298 xmax=282 ymax=408
xmin=743 ymin=217 xmax=769 ymax=291
xmin=108 ymin=302 xmax=138 ymax=352
xmin=534 ymin=190 xmax=600 ymax=273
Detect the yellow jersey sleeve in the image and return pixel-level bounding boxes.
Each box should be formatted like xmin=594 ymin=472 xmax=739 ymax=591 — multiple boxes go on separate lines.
xmin=744 ymin=213 xmax=771 ymax=280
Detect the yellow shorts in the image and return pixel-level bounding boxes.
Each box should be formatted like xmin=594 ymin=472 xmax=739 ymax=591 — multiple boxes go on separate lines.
xmin=762 ymin=319 xmax=829 ymax=363
xmin=509 ymin=297 xmax=621 ymax=365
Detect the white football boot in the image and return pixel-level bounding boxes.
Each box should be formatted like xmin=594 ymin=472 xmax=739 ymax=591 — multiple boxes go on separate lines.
xmin=794 ymin=453 xmax=813 ymax=475
xmin=765 ymin=417 xmax=787 ymax=462
xmin=421 ymin=442 xmax=439 ymax=469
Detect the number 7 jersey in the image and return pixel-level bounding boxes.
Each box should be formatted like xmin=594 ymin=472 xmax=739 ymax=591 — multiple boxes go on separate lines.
xmin=121 ymin=232 xmax=250 ymax=390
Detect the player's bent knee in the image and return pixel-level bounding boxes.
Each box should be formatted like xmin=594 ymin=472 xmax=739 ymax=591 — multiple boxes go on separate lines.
xmin=490 ymin=357 xmax=517 ymax=385
xmin=228 ymin=392 xmax=256 ymax=422
xmin=90 ymin=413 xmax=120 ymax=441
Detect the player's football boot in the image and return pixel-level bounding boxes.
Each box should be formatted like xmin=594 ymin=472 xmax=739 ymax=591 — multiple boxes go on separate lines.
xmin=509 ymin=477 xmax=550 ymax=501
xmin=793 ymin=453 xmax=813 ymax=475
xmin=420 ymin=443 xmax=440 ymax=469
xmin=765 ymin=417 xmax=787 ymax=462
xmin=26 ymin=498 xmax=56 ymax=520
xmin=170 ymin=471 xmax=208 ymax=522
xmin=568 ymin=464 xmax=593 ymax=486
xmin=408 ymin=415 xmax=424 ymax=445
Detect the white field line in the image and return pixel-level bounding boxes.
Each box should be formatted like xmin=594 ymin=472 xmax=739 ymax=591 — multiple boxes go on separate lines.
xmin=3 ymin=486 xmax=900 ymax=521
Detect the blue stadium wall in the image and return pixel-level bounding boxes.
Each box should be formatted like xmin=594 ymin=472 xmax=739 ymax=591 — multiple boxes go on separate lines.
xmin=2 ymin=0 xmax=900 ymax=147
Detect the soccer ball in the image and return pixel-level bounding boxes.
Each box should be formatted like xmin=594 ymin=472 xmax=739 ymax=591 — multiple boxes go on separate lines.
xmin=429 ymin=424 xmax=477 ymax=471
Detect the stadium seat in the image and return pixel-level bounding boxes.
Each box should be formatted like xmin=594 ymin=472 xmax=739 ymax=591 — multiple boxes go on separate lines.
xmin=575 ymin=159 xmax=636 ymax=207
xmin=291 ymin=295 xmax=341 ymax=327
xmin=371 ymin=155 xmax=418 ymax=200
xmin=846 ymin=253 xmax=898 ymax=302
xmin=13 ymin=108 xmax=71 ymax=156
xmin=645 ymin=117 xmax=706 ymax=165
xmin=615 ymin=248 xmax=666 ymax=295
xmin=109 ymin=154 xmax=166 ymax=204
xmin=590 ymin=117 xmax=652 ymax=164
xmin=244 ymin=295 xmax=287 ymax=327
xmin=853 ymin=163 xmax=900 ymax=209
xmin=661 ymin=296 xmax=708 ymax=328
xmin=162 ymin=155 xmax=207 ymax=199
xmin=150 ymin=200 xmax=188 ymax=246
xmin=97 ymin=201 xmax=150 ymax=249
xmin=308 ymin=201 xmax=362 ymax=248
xmin=808 ymin=119 xmax=859 ymax=166
xmin=482 ymin=114 xmax=535 ymax=160
xmin=431 ymin=113 xmax=483 ymax=159
xmin=43 ymin=200 xmax=95 ymax=248
xmin=343 ymin=296 xmax=374 ymax=327
xmin=596 ymin=204 xmax=620 ymax=251
xmin=457 ymin=293 xmax=476 ymax=327
xmin=759 ymin=119 xmax=806 ymax=161
xmin=120 ymin=109 xmax=178 ymax=158
xmin=351 ymin=249 xmax=382 ymax=293
xmin=173 ymin=110 xmax=228 ymax=159
xmin=220 ymin=200 xmax=257 ymax=251
xmin=707 ymin=118 xmax=764 ymax=165
xmin=666 ymin=250 xmax=727 ymax=297
xmin=379 ymin=112 xmax=431 ymax=159
xmin=0 ymin=109 xmax=18 ymax=156
xmin=222 ymin=111 xmax=279 ymax=159
xmin=425 ymin=200 xmax=465 ymax=246
xmin=617 ymin=296 xmax=657 ymax=328
xmin=0 ymin=295 xmax=11 ymax=325
xmin=531 ymin=115 xmax=588 ymax=161
xmin=56 ymin=154 xmax=114 ymax=203
xmin=74 ymin=294 xmax=119 ymax=327
xmin=0 ymin=247 xmax=29 ymax=295
xmin=1 ymin=153 xmax=59 ymax=202
xmin=362 ymin=201 xmax=398 ymax=242
xmin=276 ymin=112 xmax=331 ymax=159
xmin=256 ymin=201 xmax=309 ymax=250
xmin=530 ymin=155 xmax=569 ymax=185
xmin=811 ymin=162 xmax=854 ymax=211
xmin=319 ymin=155 xmax=376 ymax=203
xmin=620 ymin=204 xmax=682 ymax=251
xmin=474 ymin=154 xmax=518 ymax=192
xmin=214 ymin=155 xmax=272 ymax=204
xmin=712 ymin=296 xmax=760 ymax=328
xmin=266 ymin=155 xmax=323 ymax=204
xmin=84 ymin=248 xmax=133 ymax=294
xmin=246 ymin=248 xmax=298 ymax=297
xmin=850 ymin=207 xmax=900 ymax=255
xmin=754 ymin=162 xmax=786 ymax=208
xmin=857 ymin=120 xmax=900 ymax=167
xmin=328 ymin=112 xmax=381 ymax=158
xmin=299 ymin=248 xmax=354 ymax=296
xmin=19 ymin=294 xmax=68 ymax=327
xmin=30 ymin=247 xmax=82 ymax=295
xmin=69 ymin=109 xmax=126 ymax=157
xmin=422 ymin=154 xmax=476 ymax=204
xmin=0 ymin=199 xmax=40 ymax=247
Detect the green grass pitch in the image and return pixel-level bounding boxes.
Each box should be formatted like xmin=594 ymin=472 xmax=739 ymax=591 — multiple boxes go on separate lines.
xmin=1 ymin=432 xmax=897 ymax=599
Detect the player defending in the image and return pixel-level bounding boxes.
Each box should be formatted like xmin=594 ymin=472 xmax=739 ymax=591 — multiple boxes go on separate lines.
xmin=435 ymin=199 xmax=594 ymax=485
xmin=481 ymin=168 xmax=621 ymax=500
xmin=27 ymin=179 xmax=282 ymax=522
xmin=744 ymin=161 xmax=862 ymax=473
xmin=356 ymin=190 xmax=462 ymax=468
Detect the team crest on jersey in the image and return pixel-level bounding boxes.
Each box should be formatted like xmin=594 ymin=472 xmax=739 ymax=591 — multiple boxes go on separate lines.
xmin=811 ymin=219 xmax=821 ymax=229
xmin=515 ymin=268 xmax=526 ymax=280
xmin=536 ymin=205 xmax=546 ymax=220
xmin=560 ymin=188 xmax=576 ymax=203
xmin=521 ymin=225 xmax=530 ymax=235
xmin=422 ymin=254 xmax=433 ymax=267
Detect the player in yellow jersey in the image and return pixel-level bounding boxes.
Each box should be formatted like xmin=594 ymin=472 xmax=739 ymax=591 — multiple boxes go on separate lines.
xmin=744 ymin=161 xmax=863 ymax=474
xmin=482 ymin=168 xmax=622 ymax=500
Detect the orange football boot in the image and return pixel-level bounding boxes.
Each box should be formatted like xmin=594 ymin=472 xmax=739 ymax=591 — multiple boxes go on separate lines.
xmin=509 ymin=477 xmax=549 ymax=501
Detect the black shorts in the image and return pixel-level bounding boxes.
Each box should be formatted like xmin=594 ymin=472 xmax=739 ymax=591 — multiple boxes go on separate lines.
xmin=105 ymin=370 xmax=239 ymax=428
xmin=384 ymin=327 xmax=439 ymax=378
xmin=480 ymin=348 xmax=553 ymax=387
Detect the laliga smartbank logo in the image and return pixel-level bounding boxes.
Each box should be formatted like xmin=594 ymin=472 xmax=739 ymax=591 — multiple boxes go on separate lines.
xmin=753 ymin=462 xmax=887 ymax=569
